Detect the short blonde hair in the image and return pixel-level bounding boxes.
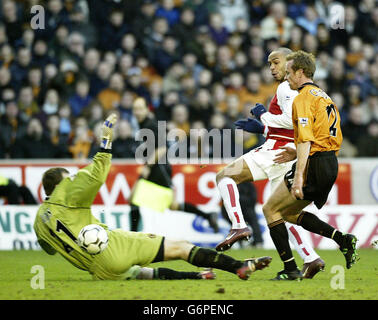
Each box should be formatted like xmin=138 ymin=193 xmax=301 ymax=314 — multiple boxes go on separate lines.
xmin=286 ymin=50 xmax=316 ymax=79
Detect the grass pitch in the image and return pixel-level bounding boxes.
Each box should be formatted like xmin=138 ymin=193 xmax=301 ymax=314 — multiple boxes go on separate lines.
xmin=0 ymin=249 xmax=376 ymax=300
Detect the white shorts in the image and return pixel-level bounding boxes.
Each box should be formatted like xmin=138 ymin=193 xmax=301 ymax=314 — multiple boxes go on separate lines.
xmin=242 ymin=139 xmax=296 ymax=191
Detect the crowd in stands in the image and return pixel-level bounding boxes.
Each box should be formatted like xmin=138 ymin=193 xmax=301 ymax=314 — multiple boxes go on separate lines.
xmin=0 ymin=0 xmax=377 ymax=160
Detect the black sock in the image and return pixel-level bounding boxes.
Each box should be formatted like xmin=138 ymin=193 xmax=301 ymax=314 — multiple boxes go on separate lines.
xmin=298 ymin=211 xmax=344 ymax=246
xmin=269 ymin=219 xmax=297 ymax=271
xmin=188 ymin=246 xmax=243 ymax=274
xmin=154 ymin=268 xmax=201 ymax=280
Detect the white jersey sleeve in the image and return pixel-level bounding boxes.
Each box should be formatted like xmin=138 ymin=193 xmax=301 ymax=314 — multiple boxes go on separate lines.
xmin=260 ymin=81 xmax=298 ymax=129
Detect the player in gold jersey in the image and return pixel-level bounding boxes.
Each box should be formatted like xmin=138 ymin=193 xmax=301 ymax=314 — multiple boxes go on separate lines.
xmin=261 ymin=51 xmax=358 ymax=280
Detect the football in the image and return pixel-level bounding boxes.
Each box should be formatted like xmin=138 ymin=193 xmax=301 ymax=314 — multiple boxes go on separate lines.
xmin=77 ymin=224 xmax=108 ymax=255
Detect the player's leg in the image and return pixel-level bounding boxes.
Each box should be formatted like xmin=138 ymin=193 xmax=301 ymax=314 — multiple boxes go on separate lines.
xmin=285 ymin=222 xmax=325 ymax=278
xmin=135 ymin=266 xmax=216 ymax=280
xmin=271 ymin=174 xmax=325 ymax=278
xmin=262 ymin=180 xmax=311 ymax=280
xmin=215 ymin=157 xmax=264 ymax=250
xmin=162 ymin=238 xmax=272 ymax=280
xmin=271 ymin=176 xmax=320 ymax=260
xmin=284 ymin=155 xmax=358 ymax=269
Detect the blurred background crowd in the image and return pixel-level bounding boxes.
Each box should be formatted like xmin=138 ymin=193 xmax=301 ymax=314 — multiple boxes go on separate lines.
xmin=0 ymin=0 xmax=377 ymax=160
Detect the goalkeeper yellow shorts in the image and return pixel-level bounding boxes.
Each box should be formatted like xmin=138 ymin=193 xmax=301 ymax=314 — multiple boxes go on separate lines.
xmin=90 ymin=229 xmax=163 ymax=280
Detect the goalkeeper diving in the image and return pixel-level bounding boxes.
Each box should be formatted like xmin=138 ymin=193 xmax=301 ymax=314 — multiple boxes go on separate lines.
xmin=34 ymin=113 xmax=272 ymax=281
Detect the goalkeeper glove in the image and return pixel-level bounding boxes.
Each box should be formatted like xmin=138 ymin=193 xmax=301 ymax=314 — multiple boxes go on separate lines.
xmin=234 ymin=118 xmax=265 ymax=134
xmin=250 ymin=103 xmax=267 ymax=120
xmin=101 ymin=113 xmax=117 ymax=150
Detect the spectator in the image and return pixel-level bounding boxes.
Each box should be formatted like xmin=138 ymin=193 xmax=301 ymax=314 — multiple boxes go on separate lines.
xmin=132 ymin=0 xmax=157 ymax=42
xmin=326 ymin=60 xmax=347 ymax=94
xmin=155 ymin=90 xmax=180 ymax=122
xmin=143 ymin=17 xmax=169 ymax=63
xmin=197 ymin=69 xmax=213 ymax=89
xmin=208 ymin=13 xmax=229 ymax=46
xmin=0 ymin=67 xmax=12 ymax=98
xmin=9 ymin=46 xmax=31 ymax=89
xmin=240 ymin=72 xmax=268 ymax=107
xmin=10 ymin=117 xmax=58 ymax=159
xmin=45 ymin=114 xmax=71 ymax=158
xmin=184 ymin=0 xmax=217 ymax=27
xmin=1 ymin=0 xmax=23 ymax=46
xmin=99 ymin=8 xmax=129 ymax=52
xmin=171 ymin=104 xmax=191 ymax=137
xmin=89 ymin=61 xmax=112 ymax=97
xmin=212 ymin=82 xmax=228 ymax=113
xmin=34 ymin=0 xmax=70 ymax=40
xmin=120 ymin=33 xmax=141 ymax=59
xmin=162 ymin=63 xmax=185 ymax=93
xmin=356 ymin=120 xmax=378 ymax=157
xmin=62 ymin=32 xmax=86 ymax=64
xmin=148 ymin=80 xmax=163 ymax=110
xmin=17 ymin=86 xmax=39 ymax=119
xmin=136 ymin=55 xmax=163 ymax=87
xmin=155 ymin=0 xmax=180 ymax=27
xmin=152 ymin=35 xmax=181 ymax=75
xmin=260 ymin=1 xmax=294 ymax=45
xmin=69 ymin=78 xmax=92 ymax=117
xmin=118 ymin=91 xmax=139 ymax=131
xmin=217 ymin=0 xmax=250 ymax=33
xmin=359 ymin=6 xmax=378 ymax=44
xmin=342 ymin=107 xmax=368 ymax=146
xmin=189 ymin=88 xmax=214 ymax=127
xmin=27 ymin=66 xmax=45 ymax=104
xmin=296 ymin=5 xmax=323 ymax=36
xmin=0 ymin=23 xmax=8 ymax=48
xmin=0 ymin=100 xmax=28 ymax=157
xmin=112 ymin=119 xmax=138 ymax=159
xmin=41 ymin=89 xmax=60 ymax=117
xmin=68 ymin=117 xmax=93 ymax=160
xmin=68 ymin=0 xmax=97 ymax=48
xmin=32 ymin=39 xmax=56 ymax=68
xmin=97 ymin=72 xmax=124 ymax=111
xmin=57 ymin=103 xmax=72 ymax=135
xmin=213 ymin=45 xmax=234 ymax=82
xmin=182 ymin=53 xmax=203 ymax=83
xmin=82 ymin=48 xmax=100 ymax=80
xmin=126 ymin=67 xmax=150 ymax=102
xmin=49 ymin=24 xmax=70 ymax=62
xmin=225 ymin=94 xmax=243 ymax=123
xmin=172 ymin=7 xmax=199 ymax=55
xmin=83 ymin=100 xmax=104 ymax=130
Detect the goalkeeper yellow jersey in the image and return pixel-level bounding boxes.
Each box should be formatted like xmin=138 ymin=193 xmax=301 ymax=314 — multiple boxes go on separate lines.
xmin=292 ymin=83 xmax=343 ymax=156
xmin=33 ymin=152 xmax=112 ymax=271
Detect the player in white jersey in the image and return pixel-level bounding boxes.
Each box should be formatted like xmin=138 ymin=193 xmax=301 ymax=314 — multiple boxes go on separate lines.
xmin=215 ymin=48 xmax=325 ymax=279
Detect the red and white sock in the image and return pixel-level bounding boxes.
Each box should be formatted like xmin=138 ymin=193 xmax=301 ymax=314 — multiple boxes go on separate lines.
xmin=286 ymin=222 xmax=320 ymax=263
xmin=217 ymin=177 xmax=247 ymax=229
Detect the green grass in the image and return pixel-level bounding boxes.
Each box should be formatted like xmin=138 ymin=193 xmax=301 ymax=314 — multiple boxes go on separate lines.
xmin=0 ymin=249 xmax=377 ymax=300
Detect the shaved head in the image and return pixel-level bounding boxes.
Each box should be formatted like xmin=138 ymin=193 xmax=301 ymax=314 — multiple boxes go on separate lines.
xmin=268 ymin=48 xmax=292 ymax=82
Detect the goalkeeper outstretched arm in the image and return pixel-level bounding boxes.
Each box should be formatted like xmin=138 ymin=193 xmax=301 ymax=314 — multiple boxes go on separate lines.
xmin=65 ymin=114 xmax=118 ymax=207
